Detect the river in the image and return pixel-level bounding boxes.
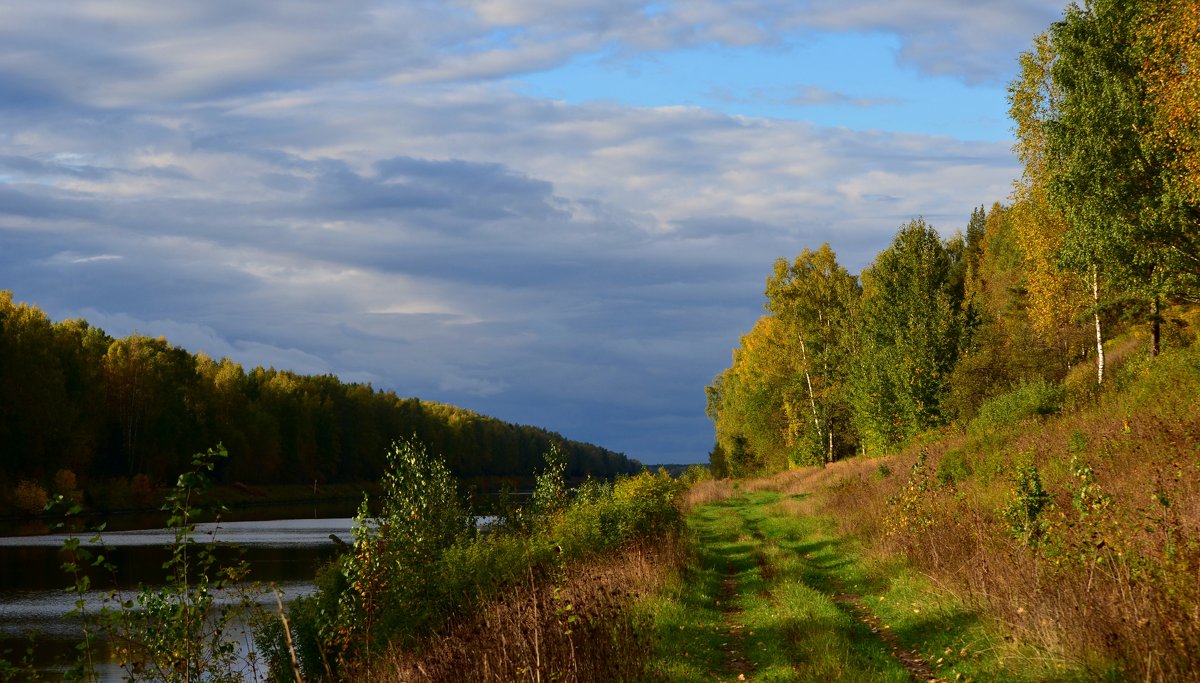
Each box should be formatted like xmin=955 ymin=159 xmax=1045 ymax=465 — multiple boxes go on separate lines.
xmin=0 ymin=502 xmax=360 ymax=681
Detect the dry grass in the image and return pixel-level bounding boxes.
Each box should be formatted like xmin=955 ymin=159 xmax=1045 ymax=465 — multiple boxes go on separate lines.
xmin=373 ymin=537 xmax=685 ymax=682
xmin=805 ymin=345 xmax=1200 ymax=681
xmin=681 ymin=477 xmax=735 ymax=509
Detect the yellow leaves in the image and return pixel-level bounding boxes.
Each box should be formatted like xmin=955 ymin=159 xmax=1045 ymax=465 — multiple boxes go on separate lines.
xmin=1009 ymin=32 xmax=1057 ymax=184
xmin=1010 ymin=196 xmax=1085 ymax=339
xmin=1141 ymin=0 xmax=1200 ymax=204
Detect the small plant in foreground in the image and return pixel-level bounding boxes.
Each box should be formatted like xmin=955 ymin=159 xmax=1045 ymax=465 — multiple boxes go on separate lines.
xmin=325 ymin=438 xmax=470 ymax=669
xmin=60 ymin=445 xmax=271 ymax=683
xmin=1000 ymin=458 xmax=1051 ymax=546
xmin=885 ymin=451 xmax=935 ymax=537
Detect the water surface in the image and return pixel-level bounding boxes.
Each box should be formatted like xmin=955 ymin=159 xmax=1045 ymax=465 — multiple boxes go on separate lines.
xmin=0 ymin=513 xmax=357 ymax=681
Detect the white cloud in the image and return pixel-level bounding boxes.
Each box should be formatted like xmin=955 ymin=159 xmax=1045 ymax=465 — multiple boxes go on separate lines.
xmin=0 ymin=1 xmax=1050 ymax=462
xmin=0 ymin=1 xmax=1065 ymax=112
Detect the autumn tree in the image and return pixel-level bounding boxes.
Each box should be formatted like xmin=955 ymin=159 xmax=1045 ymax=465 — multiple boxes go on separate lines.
xmin=0 ymin=293 xmax=69 ymax=479
xmin=1008 ymin=30 xmax=1105 ymax=384
xmin=764 ymin=243 xmax=860 ymax=463
xmin=948 ymin=204 xmax=1078 ymax=420
xmin=1140 ymin=0 xmax=1200 ymax=293
xmin=1012 ymin=0 xmax=1200 ymax=369
xmin=1048 ymin=1 xmax=1176 ymax=362
xmin=705 ymin=315 xmax=793 ymax=475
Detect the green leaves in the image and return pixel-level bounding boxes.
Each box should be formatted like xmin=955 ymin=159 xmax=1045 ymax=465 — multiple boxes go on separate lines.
xmin=331 ymin=438 xmax=471 ymax=661
xmin=850 ymin=219 xmax=969 ymax=452
xmin=1010 ymin=0 xmax=1199 ymax=361
xmin=1001 ymin=459 xmax=1052 ymax=546
xmin=708 ymin=244 xmax=862 ymax=474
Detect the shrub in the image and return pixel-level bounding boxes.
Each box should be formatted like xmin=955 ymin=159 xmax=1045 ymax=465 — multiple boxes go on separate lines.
xmin=935 ymin=449 xmax=971 ymax=486
xmin=884 ymin=451 xmax=936 ymax=537
xmin=269 ymin=440 xmax=687 ymax=679
xmin=329 ymin=438 xmax=471 ymax=663
xmin=12 ymin=480 xmax=48 ymax=515
xmin=53 ymin=469 xmax=84 ymax=506
xmin=129 ymin=473 xmax=157 ymax=507
xmin=1000 ymin=459 xmax=1051 ymax=546
xmin=680 ymin=464 xmax=712 ymax=486
xmin=529 ymin=442 xmax=570 ymax=525
xmin=968 ymin=379 xmax=1065 ymax=436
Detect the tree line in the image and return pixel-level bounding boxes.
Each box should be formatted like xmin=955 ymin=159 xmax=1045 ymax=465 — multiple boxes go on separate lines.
xmin=707 ymin=0 xmax=1199 ymax=477
xmin=0 ymin=292 xmax=641 ymax=502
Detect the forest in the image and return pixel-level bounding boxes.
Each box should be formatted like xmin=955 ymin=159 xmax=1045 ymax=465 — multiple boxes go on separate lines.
xmin=0 ymin=292 xmax=641 ymax=513
xmin=706 ymin=0 xmax=1200 ymax=477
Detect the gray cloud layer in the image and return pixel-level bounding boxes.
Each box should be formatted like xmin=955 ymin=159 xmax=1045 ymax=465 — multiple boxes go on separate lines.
xmin=0 ymin=1 xmax=1057 ymax=462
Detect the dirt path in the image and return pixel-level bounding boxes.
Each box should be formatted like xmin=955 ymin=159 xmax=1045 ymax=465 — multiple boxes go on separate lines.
xmin=647 ymin=491 xmax=942 ymax=681
xmin=831 ymin=588 xmax=939 ymax=682
xmin=719 ymin=564 xmax=753 ymax=680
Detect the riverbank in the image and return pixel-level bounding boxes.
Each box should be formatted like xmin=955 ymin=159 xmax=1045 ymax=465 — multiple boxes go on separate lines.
xmin=0 ymin=475 xmax=545 ymax=537
xmin=0 ymin=481 xmax=376 ymax=538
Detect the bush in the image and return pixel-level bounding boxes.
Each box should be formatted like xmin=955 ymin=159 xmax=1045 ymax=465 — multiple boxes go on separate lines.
xmin=268 ymin=441 xmax=687 ymax=679
xmin=968 ymin=379 xmax=1065 ymax=436
xmin=12 ymin=480 xmax=48 ymax=515
xmin=935 ymin=449 xmax=972 ymax=486
xmin=680 ymin=464 xmax=712 ymax=486
xmin=1000 ymin=459 xmax=1051 ymax=546
xmin=330 ymin=438 xmax=471 ymax=661
xmin=53 ymin=469 xmax=84 ymax=505
xmin=129 ymin=474 xmax=157 ymax=507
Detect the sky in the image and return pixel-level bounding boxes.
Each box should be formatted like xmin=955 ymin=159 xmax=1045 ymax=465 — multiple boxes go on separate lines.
xmin=0 ymin=0 xmax=1069 ymax=465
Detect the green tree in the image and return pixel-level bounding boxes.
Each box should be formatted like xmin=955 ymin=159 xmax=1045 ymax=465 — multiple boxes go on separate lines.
xmin=705 ymin=316 xmax=792 ymax=475
xmin=1042 ymin=0 xmax=1194 ymax=362
xmin=849 ymin=219 xmax=969 ymax=452
xmin=707 ymin=441 xmax=729 ymax=479
xmin=1008 ymin=29 xmax=1104 ymax=382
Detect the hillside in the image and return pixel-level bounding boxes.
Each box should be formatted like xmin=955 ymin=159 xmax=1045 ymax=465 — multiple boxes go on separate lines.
xmin=781 ymin=338 xmax=1198 ymax=678
xmin=671 ymin=340 xmax=1200 ymax=680
xmin=0 ymin=291 xmax=641 ymax=514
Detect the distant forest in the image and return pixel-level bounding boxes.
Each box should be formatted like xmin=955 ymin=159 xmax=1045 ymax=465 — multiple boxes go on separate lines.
xmin=0 ymin=291 xmax=641 ymax=498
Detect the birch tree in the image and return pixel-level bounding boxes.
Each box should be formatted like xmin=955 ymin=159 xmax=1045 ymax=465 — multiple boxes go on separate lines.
xmin=764 ymin=244 xmax=860 ymax=464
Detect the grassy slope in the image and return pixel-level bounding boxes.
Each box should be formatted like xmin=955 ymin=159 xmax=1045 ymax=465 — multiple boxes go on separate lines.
xmin=641 ymin=339 xmax=1200 ymax=682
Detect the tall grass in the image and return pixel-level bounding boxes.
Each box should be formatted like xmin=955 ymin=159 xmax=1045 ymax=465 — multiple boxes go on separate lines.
xmin=810 ymin=343 xmax=1200 ymax=681
xmin=262 ymin=440 xmax=687 ymax=681
xmin=377 ymin=539 xmax=682 ymax=682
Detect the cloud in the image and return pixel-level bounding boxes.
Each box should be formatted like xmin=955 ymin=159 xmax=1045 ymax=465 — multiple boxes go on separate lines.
xmin=438 ymin=374 xmax=509 ymax=398
xmin=0 ymin=2 xmax=1043 ymax=463
xmin=48 ymin=251 xmax=124 ymax=265
xmin=794 ymin=0 xmax=1065 ymax=85
xmin=789 ymin=86 xmax=902 ymax=108
xmin=0 ymin=1 xmax=1065 ymax=113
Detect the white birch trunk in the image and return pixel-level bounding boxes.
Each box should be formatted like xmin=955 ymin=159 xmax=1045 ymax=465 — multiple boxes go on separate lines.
xmin=798 ymin=337 xmax=823 ymax=455
xmin=1092 ymin=266 xmax=1104 ymax=385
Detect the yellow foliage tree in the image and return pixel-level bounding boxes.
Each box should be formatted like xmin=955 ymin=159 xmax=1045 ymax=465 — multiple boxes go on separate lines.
xmin=1142 ymin=0 xmax=1200 ymax=208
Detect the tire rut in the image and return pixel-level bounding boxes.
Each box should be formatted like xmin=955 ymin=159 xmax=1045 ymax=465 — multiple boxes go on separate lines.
xmin=830 ymin=587 xmax=941 ymax=683
xmin=719 ymin=562 xmax=752 ymax=680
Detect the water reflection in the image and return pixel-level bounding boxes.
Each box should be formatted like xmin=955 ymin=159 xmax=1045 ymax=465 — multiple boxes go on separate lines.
xmin=0 ymin=516 xmax=356 ymax=681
